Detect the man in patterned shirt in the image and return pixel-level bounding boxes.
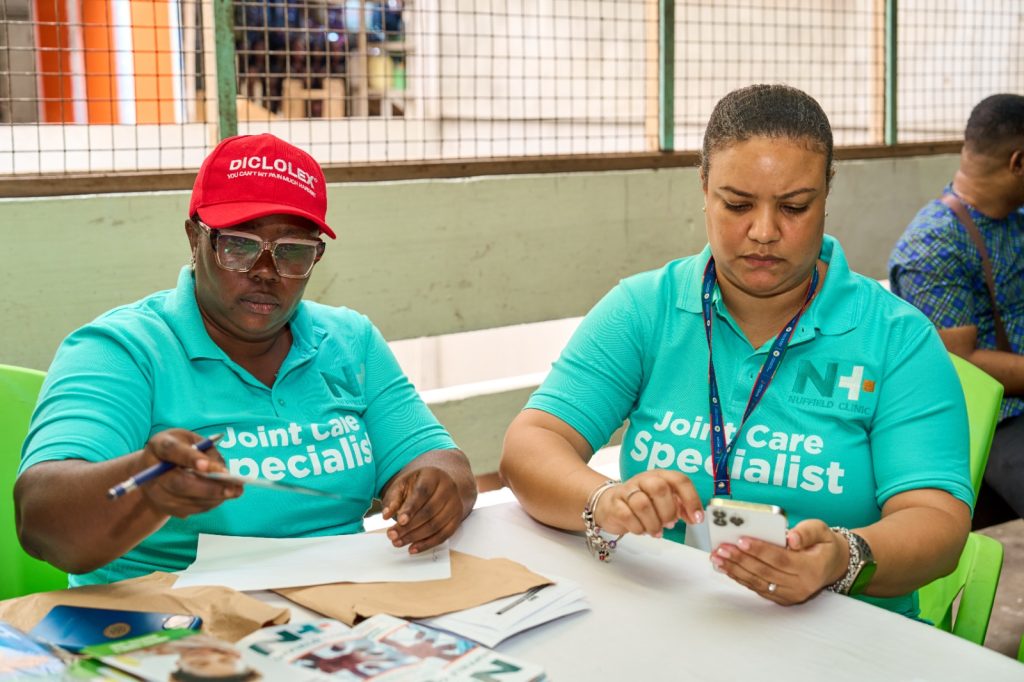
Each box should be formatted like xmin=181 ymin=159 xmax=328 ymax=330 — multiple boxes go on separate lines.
xmin=889 ymin=94 xmax=1024 ymax=523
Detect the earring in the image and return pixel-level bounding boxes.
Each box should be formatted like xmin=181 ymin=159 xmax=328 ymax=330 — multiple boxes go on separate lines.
xmin=702 ymin=205 xmax=707 ymax=213
xmin=190 ymin=251 xmax=196 ymax=269
xmin=825 ymin=212 xmax=830 ymax=217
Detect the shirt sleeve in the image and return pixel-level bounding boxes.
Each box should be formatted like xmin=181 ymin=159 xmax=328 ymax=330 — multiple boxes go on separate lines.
xmin=19 ymin=324 xmax=154 ymax=476
xmin=360 ymin=322 xmax=458 ymax=495
xmin=869 ymin=322 xmax=974 ymax=509
xmin=526 ymin=281 xmax=649 ymax=452
xmin=889 ymin=210 xmax=978 ymax=330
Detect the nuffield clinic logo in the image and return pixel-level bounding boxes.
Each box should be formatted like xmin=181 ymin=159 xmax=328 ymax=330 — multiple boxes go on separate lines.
xmin=790 ymin=361 xmax=876 ymax=414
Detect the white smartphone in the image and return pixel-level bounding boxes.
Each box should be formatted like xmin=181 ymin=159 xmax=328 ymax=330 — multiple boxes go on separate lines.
xmin=706 ymin=498 xmax=788 ymax=548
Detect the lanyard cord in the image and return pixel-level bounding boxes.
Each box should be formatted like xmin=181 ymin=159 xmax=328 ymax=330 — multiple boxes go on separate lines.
xmin=701 ymin=258 xmax=820 ymax=497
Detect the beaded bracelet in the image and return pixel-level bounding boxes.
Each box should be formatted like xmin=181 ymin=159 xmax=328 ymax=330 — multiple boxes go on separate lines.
xmin=582 ymin=479 xmax=624 ymax=561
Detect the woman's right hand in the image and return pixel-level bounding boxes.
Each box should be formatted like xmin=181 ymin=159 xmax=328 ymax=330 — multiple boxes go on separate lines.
xmin=594 ymin=470 xmax=704 ymax=538
xmin=138 ymin=429 xmax=243 ymax=518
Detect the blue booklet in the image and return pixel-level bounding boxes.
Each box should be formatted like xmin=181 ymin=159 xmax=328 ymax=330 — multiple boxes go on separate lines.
xmin=28 ymin=605 xmax=202 ymax=653
xmin=0 ymin=621 xmax=65 ymax=679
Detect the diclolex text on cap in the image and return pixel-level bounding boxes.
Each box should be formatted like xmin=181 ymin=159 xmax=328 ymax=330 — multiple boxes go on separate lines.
xmin=189 ymin=133 xmax=336 ymax=239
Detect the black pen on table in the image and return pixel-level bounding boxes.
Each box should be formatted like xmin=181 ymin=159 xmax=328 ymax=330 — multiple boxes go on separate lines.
xmin=106 ymin=434 xmax=224 ymax=500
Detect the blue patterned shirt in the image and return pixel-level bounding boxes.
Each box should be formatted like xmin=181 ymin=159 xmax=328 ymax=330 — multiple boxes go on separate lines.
xmin=889 ymin=187 xmax=1024 ymax=421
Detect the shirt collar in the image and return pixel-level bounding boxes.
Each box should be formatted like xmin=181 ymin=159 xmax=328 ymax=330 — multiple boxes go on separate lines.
xmin=676 ymin=235 xmax=861 ymax=336
xmin=164 ymin=266 xmax=321 ymax=362
xmin=944 ymin=183 xmax=1023 ymax=227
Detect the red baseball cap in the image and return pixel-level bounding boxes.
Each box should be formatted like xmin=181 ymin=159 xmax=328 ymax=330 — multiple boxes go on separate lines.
xmin=189 ymin=133 xmax=336 ymax=239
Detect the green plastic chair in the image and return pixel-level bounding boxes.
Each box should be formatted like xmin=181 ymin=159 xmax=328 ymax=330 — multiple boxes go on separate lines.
xmin=917 ymin=532 xmax=1004 ymax=644
xmin=947 ymin=353 xmax=1003 ymax=500
xmin=0 ymin=363 xmax=67 ymax=599
xmin=916 ymin=354 xmax=1005 ymax=644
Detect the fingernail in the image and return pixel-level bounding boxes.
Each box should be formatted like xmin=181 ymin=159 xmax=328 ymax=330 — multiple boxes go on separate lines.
xmin=399 ymin=514 xmax=409 ymax=525
xmin=717 ymin=547 xmax=730 ymax=558
xmin=737 ymin=538 xmax=751 ymax=550
xmin=654 ymin=531 xmax=663 ymax=539
xmin=693 ymin=510 xmax=704 ymax=524
xmin=409 ymin=547 xmax=419 ymax=554
xmin=711 ymin=556 xmax=723 ymax=568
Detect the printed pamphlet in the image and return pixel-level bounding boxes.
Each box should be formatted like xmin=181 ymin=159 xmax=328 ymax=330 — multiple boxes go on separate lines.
xmin=0 ymin=621 xmax=65 ymax=680
xmin=238 ymin=615 xmax=546 ymax=681
xmin=80 ymin=627 xmax=312 ymax=681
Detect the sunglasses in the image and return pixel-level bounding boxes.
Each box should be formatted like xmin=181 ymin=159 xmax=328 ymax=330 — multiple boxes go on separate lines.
xmin=195 ymin=219 xmax=326 ymax=279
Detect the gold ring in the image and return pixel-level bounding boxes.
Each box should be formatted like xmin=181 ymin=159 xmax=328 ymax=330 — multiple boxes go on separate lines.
xmin=767 ymin=582 xmax=778 ymax=593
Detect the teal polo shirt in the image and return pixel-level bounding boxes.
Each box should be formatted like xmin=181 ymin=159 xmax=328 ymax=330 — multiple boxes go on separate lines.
xmin=21 ymin=267 xmax=457 ymax=586
xmin=527 ymin=236 xmax=972 ymax=617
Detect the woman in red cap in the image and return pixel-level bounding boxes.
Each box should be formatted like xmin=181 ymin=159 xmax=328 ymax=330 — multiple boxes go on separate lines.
xmin=15 ymin=134 xmax=477 ymax=586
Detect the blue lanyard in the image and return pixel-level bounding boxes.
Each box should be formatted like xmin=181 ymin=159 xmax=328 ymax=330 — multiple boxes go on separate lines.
xmin=701 ymin=258 xmax=819 ymax=497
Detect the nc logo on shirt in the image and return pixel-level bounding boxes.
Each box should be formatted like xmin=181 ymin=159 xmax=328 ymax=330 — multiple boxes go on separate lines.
xmin=790 ymin=361 xmax=877 ymax=415
xmin=322 ymin=366 xmax=364 ymax=400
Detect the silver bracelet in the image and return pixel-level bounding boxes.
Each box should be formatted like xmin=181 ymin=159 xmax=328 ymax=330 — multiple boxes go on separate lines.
xmin=582 ymin=479 xmax=624 ymax=562
xmin=826 ymin=526 xmax=859 ymax=594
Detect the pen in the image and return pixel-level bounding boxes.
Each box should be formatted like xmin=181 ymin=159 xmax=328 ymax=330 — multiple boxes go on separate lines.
xmin=106 ymin=434 xmax=224 ymax=500
xmin=494 ymin=585 xmax=547 ymax=615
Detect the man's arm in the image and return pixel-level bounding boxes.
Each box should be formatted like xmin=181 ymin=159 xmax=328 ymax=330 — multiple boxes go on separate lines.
xmin=938 ymin=326 xmax=1024 ymax=395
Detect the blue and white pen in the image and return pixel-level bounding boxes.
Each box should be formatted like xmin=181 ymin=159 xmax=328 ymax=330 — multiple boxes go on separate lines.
xmin=106 ymin=434 xmax=224 ymax=500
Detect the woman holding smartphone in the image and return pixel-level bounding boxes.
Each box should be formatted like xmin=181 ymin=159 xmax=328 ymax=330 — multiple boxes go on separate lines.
xmin=499 ymin=84 xmax=972 ymax=618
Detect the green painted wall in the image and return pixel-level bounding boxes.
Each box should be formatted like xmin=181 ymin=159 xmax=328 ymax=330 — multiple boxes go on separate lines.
xmin=1 ymin=154 xmax=957 ymax=372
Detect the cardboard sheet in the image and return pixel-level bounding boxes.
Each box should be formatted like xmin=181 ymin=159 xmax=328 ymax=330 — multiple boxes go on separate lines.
xmin=0 ymin=572 xmax=288 ymax=643
xmin=274 ymin=551 xmax=551 ymax=625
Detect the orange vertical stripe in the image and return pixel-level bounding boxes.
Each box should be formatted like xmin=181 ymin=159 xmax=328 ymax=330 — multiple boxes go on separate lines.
xmin=130 ymin=0 xmax=176 ymax=124
xmin=34 ymin=0 xmax=74 ymax=123
xmin=81 ymin=0 xmax=119 ymax=123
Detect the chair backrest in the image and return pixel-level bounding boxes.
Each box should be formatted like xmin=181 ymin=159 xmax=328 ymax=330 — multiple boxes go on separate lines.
xmin=0 ymin=364 xmax=67 ymax=599
xmin=917 ymin=532 xmax=1004 ymax=644
xmin=915 ymin=356 xmax=1004 ymax=644
xmin=948 ymin=353 xmax=1003 ymax=498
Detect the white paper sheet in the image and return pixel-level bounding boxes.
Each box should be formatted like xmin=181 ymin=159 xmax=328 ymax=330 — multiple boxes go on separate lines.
xmin=417 ymin=577 xmax=589 ymax=647
xmin=174 ymin=533 xmax=451 ymax=590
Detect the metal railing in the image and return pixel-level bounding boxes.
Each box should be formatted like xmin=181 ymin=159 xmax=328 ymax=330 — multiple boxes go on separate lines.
xmin=0 ymin=0 xmax=1021 ymax=180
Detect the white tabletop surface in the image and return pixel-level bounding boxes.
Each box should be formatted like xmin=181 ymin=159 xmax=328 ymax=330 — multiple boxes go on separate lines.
xmin=261 ymin=492 xmax=1024 ymax=682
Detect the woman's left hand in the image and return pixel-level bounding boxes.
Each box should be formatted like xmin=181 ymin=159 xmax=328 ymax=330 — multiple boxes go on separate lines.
xmin=381 ymin=466 xmax=465 ymax=554
xmin=710 ymin=519 xmax=849 ymax=605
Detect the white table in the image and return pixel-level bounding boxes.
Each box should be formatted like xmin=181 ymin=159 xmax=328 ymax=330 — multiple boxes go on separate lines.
xmin=266 ymin=497 xmax=1023 ymax=681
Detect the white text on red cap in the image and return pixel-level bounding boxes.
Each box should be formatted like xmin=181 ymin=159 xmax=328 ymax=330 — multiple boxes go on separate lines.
xmin=228 ymin=156 xmax=318 ymax=189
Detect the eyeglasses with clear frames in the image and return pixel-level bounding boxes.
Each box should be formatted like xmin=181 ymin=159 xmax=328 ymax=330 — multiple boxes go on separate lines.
xmin=195 ymin=219 xmax=326 ymax=279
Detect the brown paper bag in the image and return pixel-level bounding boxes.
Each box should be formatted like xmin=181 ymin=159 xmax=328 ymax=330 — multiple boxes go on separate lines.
xmin=275 ymin=550 xmax=551 ymax=625
xmin=0 ymin=572 xmax=289 ymax=643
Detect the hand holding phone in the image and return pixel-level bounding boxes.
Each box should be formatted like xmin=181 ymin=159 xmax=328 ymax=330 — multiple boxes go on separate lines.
xmin=706 ymin=498 xmax=788 ymax=549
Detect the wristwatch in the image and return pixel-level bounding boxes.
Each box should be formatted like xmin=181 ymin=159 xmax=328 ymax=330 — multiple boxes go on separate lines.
xmin=827 ymin=527 xmax=877 ymax=596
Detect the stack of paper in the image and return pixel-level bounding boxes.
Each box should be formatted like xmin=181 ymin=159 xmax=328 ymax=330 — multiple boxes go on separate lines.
xmin=416 ymin=577 xmax=589 ymax=647
xmin=175 ymin=533 xmax=451 ymax=590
